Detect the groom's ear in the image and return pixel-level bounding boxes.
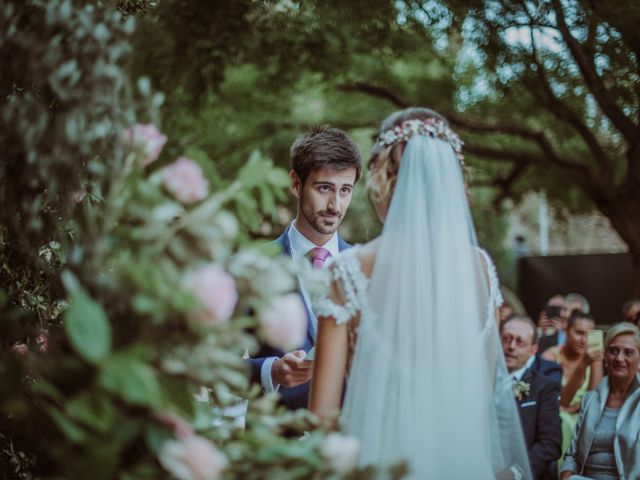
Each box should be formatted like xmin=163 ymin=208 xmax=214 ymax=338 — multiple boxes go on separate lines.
xmin=289 ymin=169 xmax=302 ymax=199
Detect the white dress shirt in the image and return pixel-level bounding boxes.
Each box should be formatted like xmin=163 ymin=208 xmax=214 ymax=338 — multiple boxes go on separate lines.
xmin=261 ymin=221 xmax=340 ymax=392
xmin=511 ymin=354 xmax=536 ymax=382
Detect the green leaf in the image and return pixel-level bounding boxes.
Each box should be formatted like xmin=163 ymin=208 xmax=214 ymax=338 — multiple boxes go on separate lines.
xmin=66 ymin=392 xmax=116 ymax=433
xmin=99 ymin=353 xmax=163 ymax=408
xmin=48 ymin=408 xmax=87 ymax=444
xmin=158 ymin=376 xmax=196 ymax=419
xmin=64 ymin=288 xmax=112 ymax=363
xmin=137 ymin=77 xmax=151 ymax=97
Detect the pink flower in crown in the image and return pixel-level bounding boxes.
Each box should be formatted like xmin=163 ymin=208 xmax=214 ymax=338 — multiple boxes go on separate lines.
xmin=121 ymin=123 xmax=167 ymax=167
xmin=162 ymin=157 xmax=209 ymax=204
xmin=159 ymin=435 xmax=228 ymax=480
xmin=185 ymin=264 xmax=238 ymax=325
xmin=259 ymin=293 xmax=307 ymax=351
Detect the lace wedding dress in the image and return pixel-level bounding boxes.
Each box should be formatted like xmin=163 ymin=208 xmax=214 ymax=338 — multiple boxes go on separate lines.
xmin=312 ymin=134 xmax=532 ymax=479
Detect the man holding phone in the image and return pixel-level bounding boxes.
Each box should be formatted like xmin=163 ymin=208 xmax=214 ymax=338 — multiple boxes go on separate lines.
xmin=538 ymin=293 xmax=591 ymax=354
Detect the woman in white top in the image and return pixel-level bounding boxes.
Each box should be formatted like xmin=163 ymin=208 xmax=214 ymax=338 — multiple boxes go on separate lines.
xmin=309 ymin=107 xmax=532 ymax=479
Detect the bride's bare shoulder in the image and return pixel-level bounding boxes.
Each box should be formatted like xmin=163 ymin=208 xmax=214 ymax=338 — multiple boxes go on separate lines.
xmin=356 ymin=238 xmax=380 ymax=278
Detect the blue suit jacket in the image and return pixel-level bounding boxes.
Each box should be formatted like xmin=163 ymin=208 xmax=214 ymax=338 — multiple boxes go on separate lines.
xmin=247 ymin=226 xmax=351 ymax=410
xmin=517 ymin=368 xmax=562 ymax=479
xmin=531 ymin=355 xmax=563 ymax=386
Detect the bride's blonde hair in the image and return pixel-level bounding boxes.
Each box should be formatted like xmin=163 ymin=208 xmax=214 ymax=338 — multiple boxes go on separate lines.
xmin=367 ymin=107 xmax=462 ymax=204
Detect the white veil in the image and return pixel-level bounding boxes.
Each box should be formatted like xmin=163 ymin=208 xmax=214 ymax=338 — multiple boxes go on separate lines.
xmin=341 ymin=135 xmax=532 ymax=479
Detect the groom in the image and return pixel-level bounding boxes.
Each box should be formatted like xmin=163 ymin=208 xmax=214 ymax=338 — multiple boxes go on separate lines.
xmin=249 ymin=126 xmax=361 ymax=410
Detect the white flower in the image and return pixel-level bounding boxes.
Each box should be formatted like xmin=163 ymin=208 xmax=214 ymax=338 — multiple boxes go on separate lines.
xmin=159 ymin=435 xmax=228 ymax=480
xmin=229 ymin=250 xmax=296 ymax=297
xmin=513 ymin=380 xmax=531 ymax=401
xmin=321 ymin=433 xmax=360 ymax=474
xmin=259 ymin=293 xmax=307 ymax=351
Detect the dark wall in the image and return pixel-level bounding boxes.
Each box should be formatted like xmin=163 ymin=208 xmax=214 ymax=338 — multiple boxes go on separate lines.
xmin=517 ymin=253 xmax=633 ymax=325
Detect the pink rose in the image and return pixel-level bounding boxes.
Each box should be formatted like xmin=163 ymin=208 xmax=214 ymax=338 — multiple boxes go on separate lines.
xmin=162 ymin=157 xmax=209 ymax=204
xmin=159 ymin=435 xmax=228 ymax=480
xmin=121 ymin=123 xmax=167 ymax=167
xmin=10 ymin=342 xmax=29 ymax=357
xmin=185 ymin=264 xmax=238 ymax=325
xmin=321 ymin=433 xmax=360 ymax=473
xmin=36 ymin=329 xmax=49 ymax=353
xmin=259 ymin=293 xmax=307 ymax=351
xmin=72 ymin=186 xmax=87 ymax=204
xmin=154 ymin=411 xmax=194 ymax=440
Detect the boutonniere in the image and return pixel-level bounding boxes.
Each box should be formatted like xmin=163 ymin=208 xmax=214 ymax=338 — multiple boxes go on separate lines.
xmin=513 ymin=381 xmax=531 ymax=401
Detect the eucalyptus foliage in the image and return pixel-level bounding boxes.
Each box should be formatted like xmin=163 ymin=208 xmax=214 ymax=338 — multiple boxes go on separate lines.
xmin=0 ymin=1 xmax=388 ymax=478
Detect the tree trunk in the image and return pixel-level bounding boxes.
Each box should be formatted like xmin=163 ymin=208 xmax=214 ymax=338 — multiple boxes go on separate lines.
xmin=601 ymin=196 xmax=640 ymax=297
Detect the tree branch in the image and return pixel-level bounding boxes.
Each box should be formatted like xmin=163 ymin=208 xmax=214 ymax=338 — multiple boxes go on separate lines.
xmin=525 ymin=19 xmax=612 ymax=180
xmin=551 ymin=0 xmax=637 ymax=142
xmin=335 ymin=80 xmax=606 ymax=196
xmin=337 ymin=82 xmax=410 ymax=108
xmin=474 ymin=161 xmax=529 ymax=208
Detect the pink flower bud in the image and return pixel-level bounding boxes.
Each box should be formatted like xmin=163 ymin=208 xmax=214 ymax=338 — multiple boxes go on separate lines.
xmin=122 ymin=123 xmax=167 ymax=167
xmin=72 ymin=186 xmax=87 ymax=204
xmin=185 ymin=264 xmax=238 ymax=325
xmin=259 ymin=294 xmax=307 ymax=351
xmin=159 ymin=435 xmax=228 ymax=480
xmin=10 ymin=342 xmax=29 ymax=356
xmin=36 ymin=329 xmax=49 ymax=353
xmin=162 ymin=157 xmax=209 ymax=204
xmin=154 ymin=411 xmax=194 ymax=440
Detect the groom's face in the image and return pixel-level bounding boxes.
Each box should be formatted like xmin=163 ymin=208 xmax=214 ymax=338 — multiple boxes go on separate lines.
xmin=291 ymin=166 xmax=356 ymax=236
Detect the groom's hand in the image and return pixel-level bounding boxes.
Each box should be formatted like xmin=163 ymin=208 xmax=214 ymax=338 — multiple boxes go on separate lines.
xmin=271 ymin=350 xmax=313 ymax=388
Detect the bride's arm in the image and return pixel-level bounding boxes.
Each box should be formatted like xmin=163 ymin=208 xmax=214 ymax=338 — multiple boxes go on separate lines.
xmin=308 ymin=310 xmax=349 ymax=427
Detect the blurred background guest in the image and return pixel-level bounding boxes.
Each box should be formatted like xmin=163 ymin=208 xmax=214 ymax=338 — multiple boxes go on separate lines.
xmin=538 ymin=293 xmax=591 ymax=356
xmin=501 ymin=315 xmax=562 ymax=479
xmin=538 ymin=294 xmax=566 ymax=352
xmin=621 ymin=298 xmax=640 ymax=325
xmin=560 ymin=323 xmax=640 ymax=480
xmin=499 ymin=285 xmax=527 ymax=323
xmin=541 ymin=311 xmax=604 ymax=456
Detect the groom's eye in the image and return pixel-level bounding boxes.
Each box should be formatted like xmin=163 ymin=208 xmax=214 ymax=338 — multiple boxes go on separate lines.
xmin=317 ymin=184 xmax=332 ymax=193
xmin=340 ymin=187 xmax=352 ymax=195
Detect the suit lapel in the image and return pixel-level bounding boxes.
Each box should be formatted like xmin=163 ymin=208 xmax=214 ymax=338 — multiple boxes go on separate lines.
xmin=275 ymin=227 xmax=293 ymax=257
xmin=337 ymin=234 xmax=351 ymax=252
xmin=276 ymin=226 xmax=316 ymax=346
xmin=277 ymin=228 xmax=352 ymax=347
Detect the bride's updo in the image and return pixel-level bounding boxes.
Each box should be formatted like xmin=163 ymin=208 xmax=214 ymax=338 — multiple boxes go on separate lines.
xmin=367 ymin=107 xmax=453 ymax=204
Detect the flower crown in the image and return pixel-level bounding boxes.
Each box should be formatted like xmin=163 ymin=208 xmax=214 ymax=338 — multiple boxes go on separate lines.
xmin=376 ymin=118 xmax=464 ymax=165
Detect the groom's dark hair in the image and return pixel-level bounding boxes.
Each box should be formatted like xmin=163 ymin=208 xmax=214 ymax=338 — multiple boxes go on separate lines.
xmin=290 ymin=126 xmax=362 ymax=184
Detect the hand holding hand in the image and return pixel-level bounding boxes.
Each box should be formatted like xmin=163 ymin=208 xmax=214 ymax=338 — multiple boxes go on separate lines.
xmin=272 ymin=350 xmax=313 ymax=388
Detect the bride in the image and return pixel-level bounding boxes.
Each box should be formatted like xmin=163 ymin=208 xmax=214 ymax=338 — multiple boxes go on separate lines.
xmin=309 ymin=107 xmax=532 ymax=479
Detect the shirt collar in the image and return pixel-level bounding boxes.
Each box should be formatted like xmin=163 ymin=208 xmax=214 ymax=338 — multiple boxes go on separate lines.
xmin=511 ymin=354 xmax=536 ymax=382
xmin=287 ymin=220 xmax=340 ymax=260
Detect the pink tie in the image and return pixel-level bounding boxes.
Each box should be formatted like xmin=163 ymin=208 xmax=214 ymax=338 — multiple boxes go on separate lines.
xmin=310 ymin=247 xmax=331 ymax=269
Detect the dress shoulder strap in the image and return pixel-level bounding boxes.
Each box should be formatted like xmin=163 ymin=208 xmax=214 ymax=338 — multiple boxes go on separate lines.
xmin=312 ymin=247 xmax=369 ymax=325
xmin=476 ymin=247 xmax=504 ymax=309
